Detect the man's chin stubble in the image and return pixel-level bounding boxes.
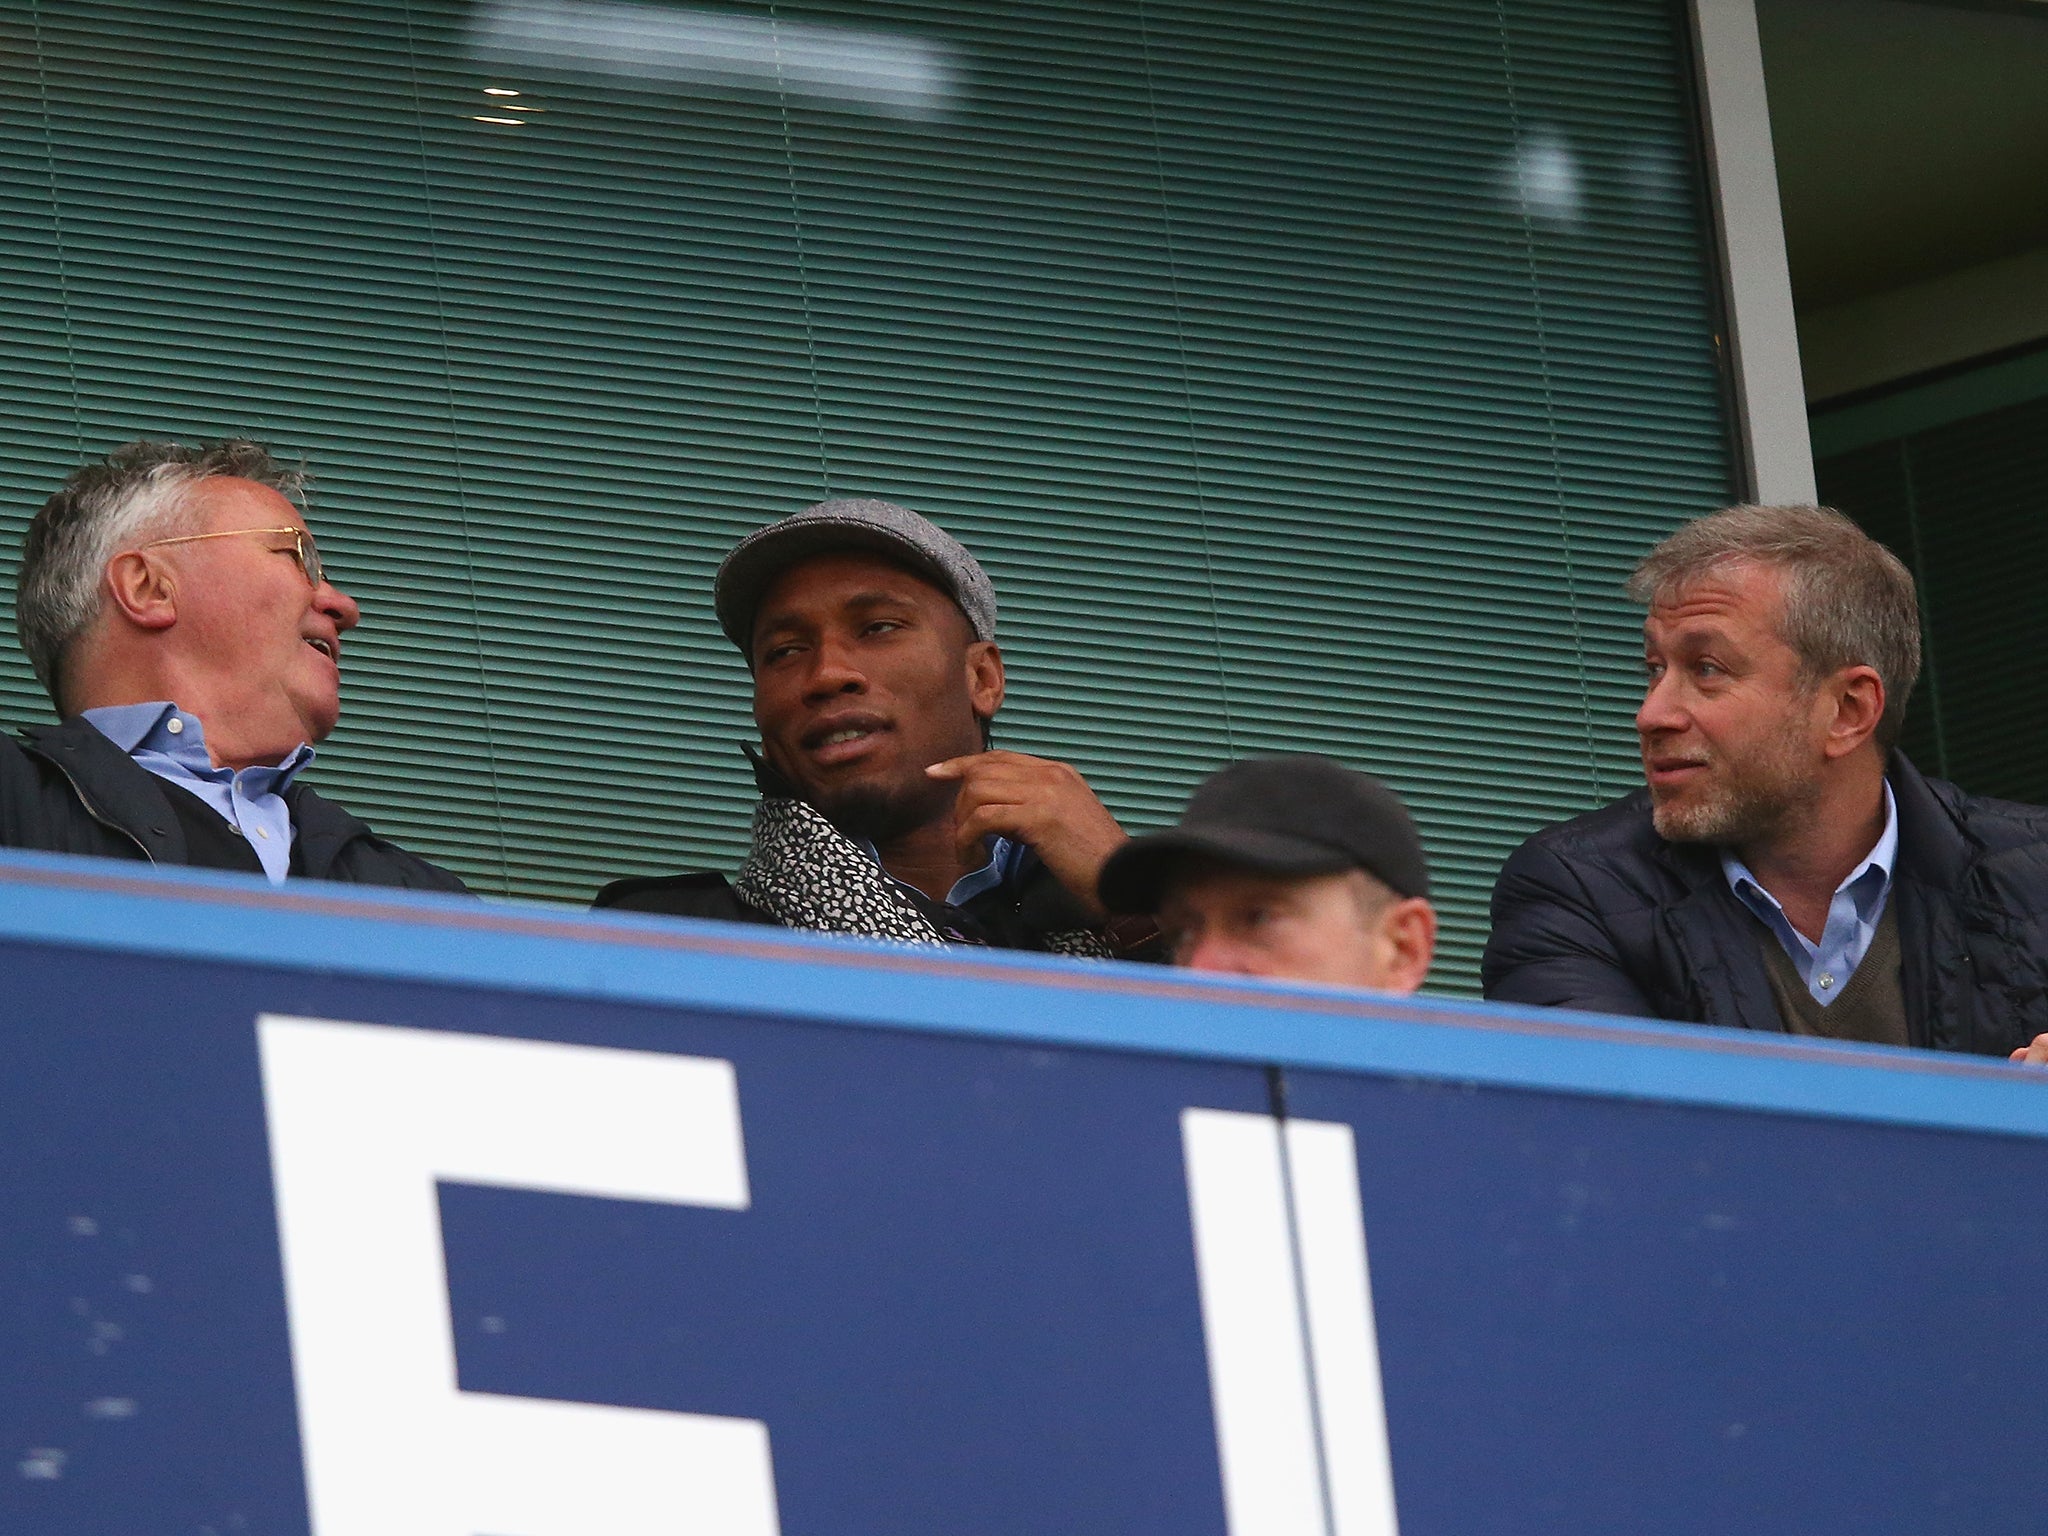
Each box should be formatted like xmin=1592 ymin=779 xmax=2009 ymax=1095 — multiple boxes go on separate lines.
xmin=1650 ymin=778 xmax=1805 ymax=847
xmin=810 ymin=777 xmax=956 ymax=846
xmin=1651 ymin=792 xmax=1733 ymax=843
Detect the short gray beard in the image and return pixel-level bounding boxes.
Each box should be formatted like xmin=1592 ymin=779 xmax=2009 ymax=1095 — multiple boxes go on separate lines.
xmin=1649 ymin=732 xmax=1822 ymax=849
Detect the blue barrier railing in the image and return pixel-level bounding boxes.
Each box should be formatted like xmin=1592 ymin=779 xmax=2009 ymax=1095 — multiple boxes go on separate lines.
xmin=2 ymin=848 xmax=2041 ymax=1534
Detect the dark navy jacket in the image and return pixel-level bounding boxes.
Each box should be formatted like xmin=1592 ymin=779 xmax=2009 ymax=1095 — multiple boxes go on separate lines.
xmin=1482 ymin=754 xmax=2048 ymax=1056
xmin=0 ymin=715 xmax=469 ymax=893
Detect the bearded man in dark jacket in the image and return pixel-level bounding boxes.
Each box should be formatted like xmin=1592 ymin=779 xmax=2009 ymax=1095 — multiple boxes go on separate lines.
xmin=596 ymin=498 xmax=1156 ymax=959
xmin=1483 ymin=503 xmax=2048 ymax=1063
xmin=1 ymin=439 xmax=467 ymax=893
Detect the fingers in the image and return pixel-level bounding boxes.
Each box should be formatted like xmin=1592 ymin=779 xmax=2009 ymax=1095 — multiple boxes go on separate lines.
xmin=940 ymin=758 xmax=1034 ymax=855
xmin=2012 ymin=1034 xmax=2048 ymax=1069
xmin=932 ymin=754 xmax=1068 ymax=831
xmin=926 ymin=753 xmax=1122 ymax=908
xmin=927 ymin=749 xmax=1047 ymax=784
xmin=952 ymin=799 xmax=1027 ymax=864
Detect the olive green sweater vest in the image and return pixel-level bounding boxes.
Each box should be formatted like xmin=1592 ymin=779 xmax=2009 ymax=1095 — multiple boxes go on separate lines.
xmin=1758 ymin=899 xmax=1908 ymax=1047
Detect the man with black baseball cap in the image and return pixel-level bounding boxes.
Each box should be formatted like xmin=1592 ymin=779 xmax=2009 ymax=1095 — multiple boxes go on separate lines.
xmin=1098 ymin=755 xmax=1435 ymax=991
xmin=596 ymin=497 xmax=1156 ymax=958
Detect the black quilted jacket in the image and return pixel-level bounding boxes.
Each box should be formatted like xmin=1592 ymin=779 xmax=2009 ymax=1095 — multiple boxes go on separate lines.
xmin=1482 ymin=753 xmax=2048 ymax=1056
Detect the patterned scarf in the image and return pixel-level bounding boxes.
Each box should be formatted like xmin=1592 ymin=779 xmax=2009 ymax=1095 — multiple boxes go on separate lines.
xmin=733 ymin=796 xmax=1112 ymax=957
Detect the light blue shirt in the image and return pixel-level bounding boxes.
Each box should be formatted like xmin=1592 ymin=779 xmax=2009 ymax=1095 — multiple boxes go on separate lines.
xmin=82 ymin=703 xmax=312 ymax=885
xmin=862 ymin=835 xmax=1026 ymax=907
xmin=941 ymin=836 xmax=1027 ymax=906
xmin=1720 ymin=783 xmax=1898 ymax=1008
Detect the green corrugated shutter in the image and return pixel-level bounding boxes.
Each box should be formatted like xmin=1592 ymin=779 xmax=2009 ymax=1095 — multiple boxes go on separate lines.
xmin=1817 ymin=392 xmax=2048 ymax=808
xmin=0 ymin=0 xmax=1731 ymax=991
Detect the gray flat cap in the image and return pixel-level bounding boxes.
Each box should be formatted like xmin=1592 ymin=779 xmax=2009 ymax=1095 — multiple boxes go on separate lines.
xmin=714 ymin=497 xmax=998 ymax=652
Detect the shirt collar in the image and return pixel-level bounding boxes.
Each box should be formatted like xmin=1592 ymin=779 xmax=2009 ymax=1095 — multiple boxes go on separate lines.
xmin=81 ymin=700 xmax=182 ymax=755
xmin=81 ymin=702 xmax=314 ymax=786
xmin=944 ymin=836 xmax=1027 ymax=906
xmin=1720 ymin=780 xmax=1898 ymax=913
xmin=857 ymin=834 xmax=1024 ymax=908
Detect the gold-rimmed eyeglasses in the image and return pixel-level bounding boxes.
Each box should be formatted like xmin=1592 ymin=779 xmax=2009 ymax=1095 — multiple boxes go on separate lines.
xmin=136 ymin=526 xmax=326 ymax=588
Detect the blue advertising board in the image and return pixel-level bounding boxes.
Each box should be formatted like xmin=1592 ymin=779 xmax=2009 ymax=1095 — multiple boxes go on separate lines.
xmin=1 ymin=849 xmax=2044 ymax=1535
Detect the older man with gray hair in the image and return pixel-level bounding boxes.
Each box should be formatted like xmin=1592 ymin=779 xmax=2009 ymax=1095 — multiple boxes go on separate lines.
xmin=0 ymin=438 xmax=466 ymax=891
xmin=1484 ymin=503 xmax=2048 ymax=1062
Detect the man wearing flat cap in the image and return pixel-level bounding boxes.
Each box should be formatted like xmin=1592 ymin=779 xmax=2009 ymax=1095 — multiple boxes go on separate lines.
xmin=1099 ymin=755 xmax=1436 ymax=991
xmin=596 ymin=498 xmax=1156 ymax=957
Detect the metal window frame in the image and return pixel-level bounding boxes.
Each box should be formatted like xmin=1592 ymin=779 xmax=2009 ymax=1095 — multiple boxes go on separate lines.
xmin=1688 ymin=0 xmax=1818 ymax=504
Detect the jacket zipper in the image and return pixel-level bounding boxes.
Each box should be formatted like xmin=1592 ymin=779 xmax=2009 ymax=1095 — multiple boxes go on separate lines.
xmin=36 ymin=749 xmax=158 ymax=865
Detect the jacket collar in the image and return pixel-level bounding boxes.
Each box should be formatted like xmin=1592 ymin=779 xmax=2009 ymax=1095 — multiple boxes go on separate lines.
xmin=1883 ymin=751 xmax=1969 ymax=1050
xmin=21 ymin=716 xmax=192 ymax=864
xmin=1646 ymin=815 xmax=1723 ymax=893
xmin=279 ymin=780 xmax=370 ymax=878
xmin=743 ymin=742 xmax=799 ymax=799
xmin=1885 ymin=749 xmax=1973 ymax=888
xmin=23 ymin=714 xmax=367 ymax=879
xmin=1640 ymin=752 xmax=1958 ymax=1039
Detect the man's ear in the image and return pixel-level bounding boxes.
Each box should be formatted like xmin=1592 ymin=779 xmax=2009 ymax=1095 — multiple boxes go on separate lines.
xmin=1374 ymin=896 xmax=1437 ymax=996
xmin=1822 ymin=665 xmax=1886 ymax=761
xmin=103 ymin=551 xmax=179 ymax=633
xmin=966 ymin=639 xmax=1005 ymax=725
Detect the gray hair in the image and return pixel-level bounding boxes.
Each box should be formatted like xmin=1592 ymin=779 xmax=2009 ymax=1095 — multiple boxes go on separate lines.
xmin=18 ymin=439 xmax=305 ymax=709
xmin=1626 ymin=503 xmax=1921 ymax=750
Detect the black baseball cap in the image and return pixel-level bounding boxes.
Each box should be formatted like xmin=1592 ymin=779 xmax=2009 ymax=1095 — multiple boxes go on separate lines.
xmin=1097 ymin=754 xmax=1429 ymax=914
